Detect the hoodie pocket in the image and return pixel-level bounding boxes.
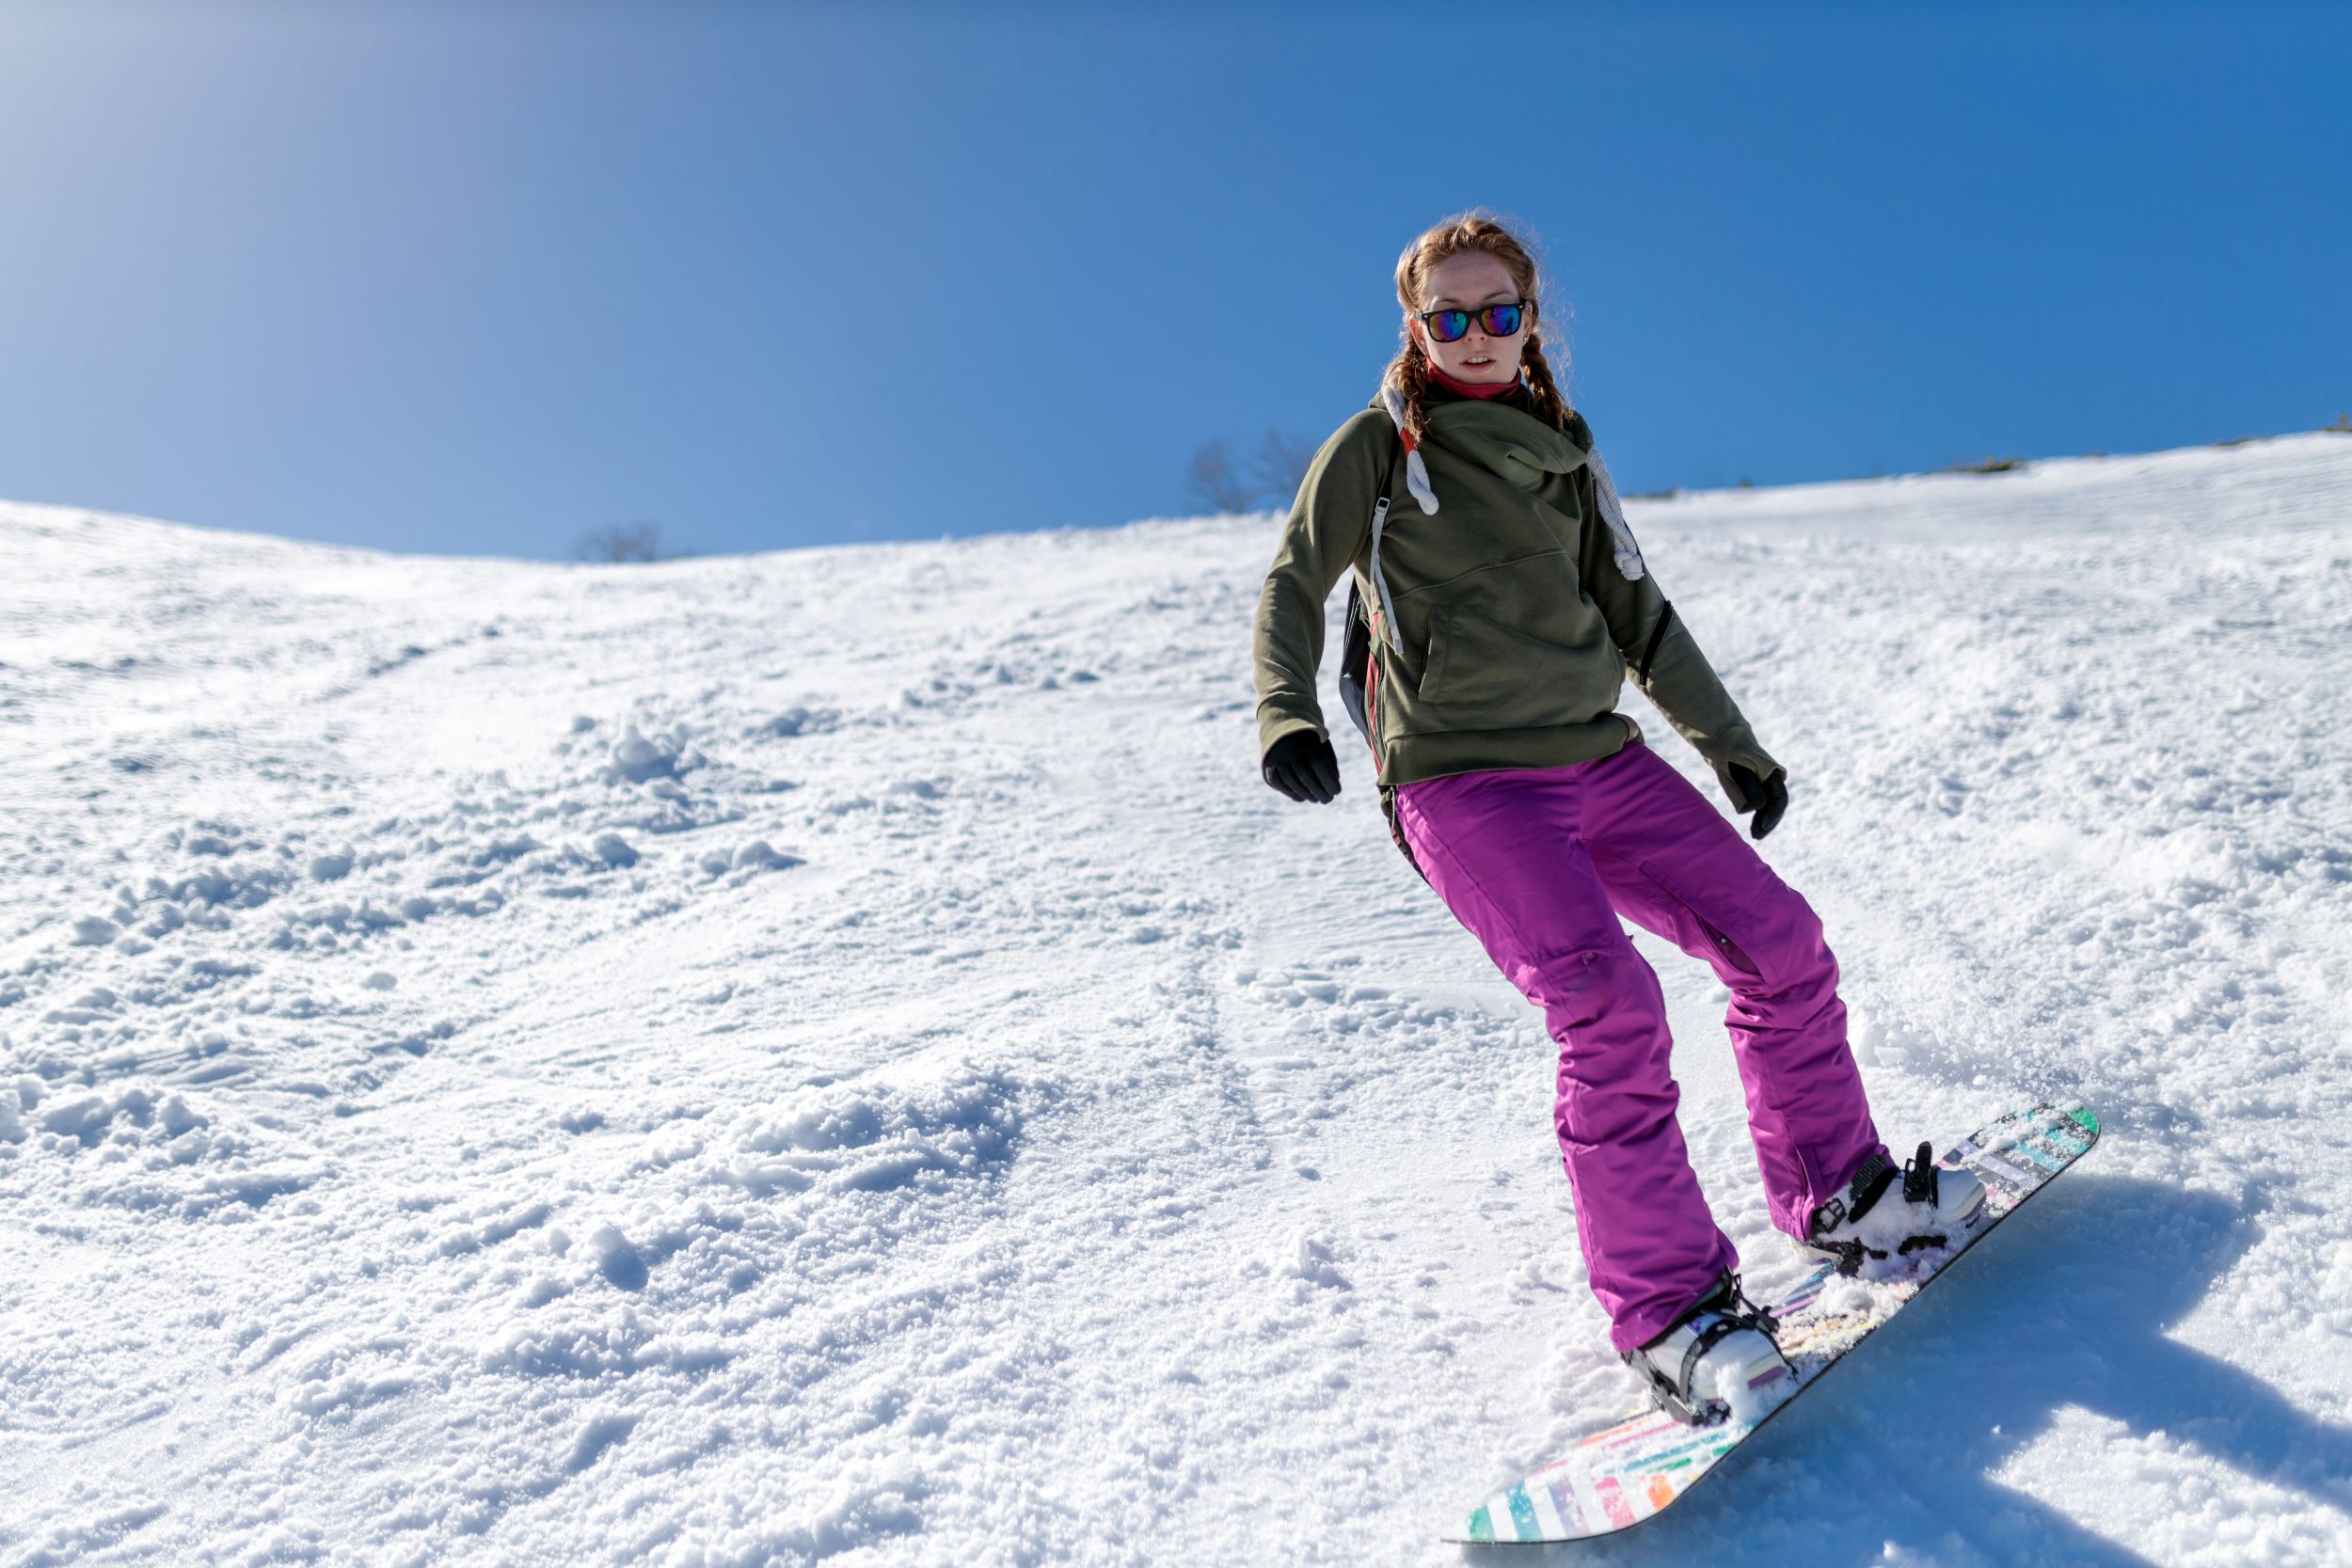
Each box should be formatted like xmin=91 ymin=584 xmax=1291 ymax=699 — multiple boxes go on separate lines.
xmin=1411 ymin=604 xmax=1610 ymax=733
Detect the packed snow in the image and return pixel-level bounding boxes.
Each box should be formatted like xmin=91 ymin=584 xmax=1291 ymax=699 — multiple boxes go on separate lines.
xmin=3 ymin=432 xmax=2350 ymax=1567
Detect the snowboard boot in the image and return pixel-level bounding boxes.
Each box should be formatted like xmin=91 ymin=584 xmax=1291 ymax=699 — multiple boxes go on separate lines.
xmin=1621 ymin=1270 xmax=1793 ymax=1428
xmin=1804 ymin=1142 xmax=1988 ymax=1278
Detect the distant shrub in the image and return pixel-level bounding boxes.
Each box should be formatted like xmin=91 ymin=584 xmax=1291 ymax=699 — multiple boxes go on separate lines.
xmin=2327 ymin=413 xmax=2350 ymax=434
xmin=1185 ymin=440 xmax=1257 ymax=515
xmin=1249 ymin=427 xmax=1319 ymax=509
xmin=1189 ymin=426 xmax=1319 ymax=515
xmin=1942 ymin=455 xmax=2025 ymax=474
xmin=574 ymin=521 xmax=687 ymax=562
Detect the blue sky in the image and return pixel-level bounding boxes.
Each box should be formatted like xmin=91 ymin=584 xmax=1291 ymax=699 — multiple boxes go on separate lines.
xmin=2 ymin=2 xmax=2345 ymax=559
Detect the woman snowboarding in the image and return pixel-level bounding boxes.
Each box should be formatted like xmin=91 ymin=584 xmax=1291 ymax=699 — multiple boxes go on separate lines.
xmin=1250 ymin=211 xmax=1985 ymax=1425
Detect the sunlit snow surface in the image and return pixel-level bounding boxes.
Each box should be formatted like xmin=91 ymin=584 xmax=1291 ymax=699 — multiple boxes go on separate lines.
xmin=3 ymin=435 xmax=2350 ymax=1566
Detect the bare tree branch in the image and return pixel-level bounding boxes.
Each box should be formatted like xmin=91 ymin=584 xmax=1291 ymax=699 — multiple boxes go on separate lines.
xmin=573 ymin=521 xmax=674 ymax=563
xmin=1186 ymin=440 xmax=1257 ymax=515
xmin=1249 ymin=426 xmax=1318 ymax=510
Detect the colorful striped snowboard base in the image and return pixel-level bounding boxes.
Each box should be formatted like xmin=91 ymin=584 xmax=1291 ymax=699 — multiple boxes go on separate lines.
xmin=1450 ymin=1102 xmax=2100 ymax=1544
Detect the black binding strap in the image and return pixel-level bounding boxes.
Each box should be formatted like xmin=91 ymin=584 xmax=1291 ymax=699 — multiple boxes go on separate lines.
xmin=1677 ymin=1288 xmax=1780 ymax=1416
xmin=1636 ymin=601 xmax=1676 ymax=686
xmin=1622 ymin=1271 xmax=1783 ymax=1425
xmin=1678 ymin=1317 xmax=1744 ymax=1408
xmin=1901 ymin=1141 xmax=1940 ymax=1205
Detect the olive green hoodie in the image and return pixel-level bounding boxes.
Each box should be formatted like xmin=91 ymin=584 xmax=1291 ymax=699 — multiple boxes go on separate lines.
xmin=1251 ymin=389 xmax=1785 ymax=809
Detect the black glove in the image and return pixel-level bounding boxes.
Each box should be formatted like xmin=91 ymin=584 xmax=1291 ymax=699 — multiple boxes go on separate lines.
xmin=1728 ymin=763 xmax=1788 ymax=841
xmin=1263 ymin=731 xmax=1342 ymax=804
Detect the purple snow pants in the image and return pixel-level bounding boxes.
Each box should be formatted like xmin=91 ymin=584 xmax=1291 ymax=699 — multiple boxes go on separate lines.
xmin=1392 ymin=737 xmax=1886 ymax=1353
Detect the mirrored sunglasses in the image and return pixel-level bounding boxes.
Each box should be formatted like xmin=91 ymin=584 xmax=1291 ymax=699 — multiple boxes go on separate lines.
xmin=1416 ymin=299 xmax=1530 ymax=343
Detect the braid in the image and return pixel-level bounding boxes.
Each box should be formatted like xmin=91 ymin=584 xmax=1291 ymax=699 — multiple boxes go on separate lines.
xmin=1395 ymin=340 xmax=1433 ymax=447
xmin=1378 ymin=332 xmax=1434 ymax=447
xmin=1520 ymin=329 xmax=1570 ymax=432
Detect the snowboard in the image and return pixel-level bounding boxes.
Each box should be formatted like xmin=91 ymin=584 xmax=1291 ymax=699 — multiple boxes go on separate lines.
xmin=1450 ymin=1101 xmax=2100 ymax=1545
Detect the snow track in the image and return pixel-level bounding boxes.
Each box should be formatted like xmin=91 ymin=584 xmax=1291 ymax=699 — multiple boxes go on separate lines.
xmin=3 ymin=434 xmax=2350 ymax=1565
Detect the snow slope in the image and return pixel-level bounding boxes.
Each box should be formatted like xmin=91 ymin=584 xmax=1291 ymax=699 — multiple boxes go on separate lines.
xmin=3 ymin=433 xmax=2350 ymax=1568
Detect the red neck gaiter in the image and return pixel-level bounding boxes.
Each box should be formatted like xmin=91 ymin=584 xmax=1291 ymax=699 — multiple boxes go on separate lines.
xmin=1425 ymin=361 xmax=1523 ymax=400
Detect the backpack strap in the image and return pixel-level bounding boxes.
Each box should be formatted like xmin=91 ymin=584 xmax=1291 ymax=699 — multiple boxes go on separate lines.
xmin=1359 ymin=436 xmax=1432 ymax=888
xmin=1366 ymin=424 xmax=1408 ymax=651
xmin=1339 ymin=437 xmax=1408 ymax=741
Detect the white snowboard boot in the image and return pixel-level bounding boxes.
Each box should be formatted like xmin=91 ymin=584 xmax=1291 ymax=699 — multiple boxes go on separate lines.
xmin=1622 ymin=1271 xmax=1794 ymax=1427
xmin=1805 ymin=1142 xmax=1988 ymax=1278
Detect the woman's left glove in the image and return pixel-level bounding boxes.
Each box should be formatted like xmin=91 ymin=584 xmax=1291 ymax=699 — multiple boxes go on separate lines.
xmin=1263 ymin=731 xmax=1342 ymax=804
xmin=1727 ymin=763 xmax=1788 ymax=840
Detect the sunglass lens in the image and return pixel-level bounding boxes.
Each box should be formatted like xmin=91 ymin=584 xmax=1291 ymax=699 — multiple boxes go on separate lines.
xmin=1483 ymin=303 xmax=1523 ymax=336
xmin=1428 ymin=309 xmax=1471 ymax=343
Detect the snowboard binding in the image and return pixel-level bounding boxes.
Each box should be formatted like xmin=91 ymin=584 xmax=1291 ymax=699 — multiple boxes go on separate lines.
xmin=1806 ymin=1141 xmax=1988 ymax=1277
xmin=1621 ymin=1270 xmax=1790 ymax=1427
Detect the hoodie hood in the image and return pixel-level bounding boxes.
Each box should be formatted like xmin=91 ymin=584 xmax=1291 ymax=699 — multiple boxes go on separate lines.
xmin=1421 ymin=397 xmax=1591 ymax=490
xmin=1369 ymin=388 xmax=1644 ymax=581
